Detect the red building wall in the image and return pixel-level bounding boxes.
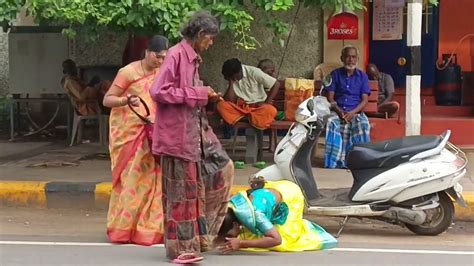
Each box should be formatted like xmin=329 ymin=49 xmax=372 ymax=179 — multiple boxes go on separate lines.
xmin=438 ymin=0 xmax=474 ymax=72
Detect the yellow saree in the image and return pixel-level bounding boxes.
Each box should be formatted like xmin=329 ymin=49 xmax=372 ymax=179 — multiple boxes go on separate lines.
xmin=232 ymin=180 xmax=338 ymax=252
xmin=106 ymin=63 xmax=164 ymax=245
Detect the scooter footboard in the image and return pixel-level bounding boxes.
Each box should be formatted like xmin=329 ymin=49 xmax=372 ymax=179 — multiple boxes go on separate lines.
xmin=306 ymin=205 xmax=386 ymax=216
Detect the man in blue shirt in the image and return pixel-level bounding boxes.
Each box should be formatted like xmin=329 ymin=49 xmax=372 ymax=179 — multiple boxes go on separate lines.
xmin=324 ymin=46 xmax=371 ymax=168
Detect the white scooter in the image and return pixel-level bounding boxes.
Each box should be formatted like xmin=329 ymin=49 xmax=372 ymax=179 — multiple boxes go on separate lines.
xmin=255 ymin=81 xmax=468 ymax=236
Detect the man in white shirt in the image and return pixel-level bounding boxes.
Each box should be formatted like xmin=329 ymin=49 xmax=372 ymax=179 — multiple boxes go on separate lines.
xmin=217 ymin=58 xmax=280 ymax=130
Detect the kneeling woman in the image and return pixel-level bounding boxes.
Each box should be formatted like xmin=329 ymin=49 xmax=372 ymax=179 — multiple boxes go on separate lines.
xmin=218 ymin=179 xmax=337 ymax=253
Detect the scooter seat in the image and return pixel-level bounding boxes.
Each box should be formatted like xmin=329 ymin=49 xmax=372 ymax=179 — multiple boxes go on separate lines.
xmin=347 ymin=135 xmax=442 ymax=170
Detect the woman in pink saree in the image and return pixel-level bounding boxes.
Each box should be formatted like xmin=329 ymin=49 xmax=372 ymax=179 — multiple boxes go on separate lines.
xmin=103 ymin=35 xmax=169 ymax=245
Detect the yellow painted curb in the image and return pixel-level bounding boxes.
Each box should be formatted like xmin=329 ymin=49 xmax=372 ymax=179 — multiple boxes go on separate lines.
xmin=93 ymin=183 xmax=249 ymax=202
xmin=94 ymin=182 xmax=112 ymax=206
xmin=0 ymin=181 xmax=47 ymax=208
xmin=95 ymin=182 xmax=112 ymax=196
xmin=455 ymin=191 xmax=474 ymax=221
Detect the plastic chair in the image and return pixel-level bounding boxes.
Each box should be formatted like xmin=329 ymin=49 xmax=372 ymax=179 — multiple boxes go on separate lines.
xmin=313 ymin=62 xmax=341 ymax=95
xmin=68 ymin=97 xmax=108 ymax=146
xmin=313 ymin=62 xmax=341 ymax=81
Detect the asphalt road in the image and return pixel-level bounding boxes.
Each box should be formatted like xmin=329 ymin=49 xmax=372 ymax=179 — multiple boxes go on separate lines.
xmin=1 ymin=207 xmax=473 ymax=265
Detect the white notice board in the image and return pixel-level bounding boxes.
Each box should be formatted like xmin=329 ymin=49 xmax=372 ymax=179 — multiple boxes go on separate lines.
xmin=9 ymin=33 xmax=69 ymax=94
xmin=373 ymin=0 xmax=404 ymax=41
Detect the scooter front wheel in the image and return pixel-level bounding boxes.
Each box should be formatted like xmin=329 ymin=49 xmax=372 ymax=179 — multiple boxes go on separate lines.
xmin=405 ymin=192 xmax=454 ymax=236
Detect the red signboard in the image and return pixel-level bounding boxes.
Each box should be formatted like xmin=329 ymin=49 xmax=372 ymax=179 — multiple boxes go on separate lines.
xmin=327 ymin=12 xmax=358 ymax=40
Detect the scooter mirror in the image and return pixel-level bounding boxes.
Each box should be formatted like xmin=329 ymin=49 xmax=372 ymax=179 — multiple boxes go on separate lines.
xmin=313 ymin=96 xmax=331 ymax=118
xmin=322 ymin=74 xmax=332 ymax=87
xmin=307 ymin=98 xmax=315 ymax=115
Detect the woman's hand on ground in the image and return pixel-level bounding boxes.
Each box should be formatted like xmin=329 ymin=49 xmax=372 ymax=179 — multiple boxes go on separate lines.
xmin=218 ymin=237 xmax=240 ymax=254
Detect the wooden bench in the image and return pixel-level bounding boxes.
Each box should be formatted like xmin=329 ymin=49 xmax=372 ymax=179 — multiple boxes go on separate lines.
xmin=231 ymin=120 xmax=293 ymax=155
xmin=364 ymin=81 xmax=393 ymax=119
xmin=364 ymin=80 xmax=381 ymax=115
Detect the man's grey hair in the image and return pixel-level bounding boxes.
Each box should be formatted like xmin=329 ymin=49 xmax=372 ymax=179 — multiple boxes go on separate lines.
xmin=180 ymin=10 xmax=219 ymax=40
xmin=341 ymin=45 xmax=359 ymax=57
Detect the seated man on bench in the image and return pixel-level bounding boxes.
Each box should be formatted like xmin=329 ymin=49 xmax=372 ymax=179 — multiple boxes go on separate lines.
xmin=217 ymin=58 xmax=280 ymax=162
xmin=257 ymin=59 xmax=276 ymax=78
xmin=325 ymin=46 xmax=371 ymax=169
xmin=367 ymin=63 xmax=400 ymax=118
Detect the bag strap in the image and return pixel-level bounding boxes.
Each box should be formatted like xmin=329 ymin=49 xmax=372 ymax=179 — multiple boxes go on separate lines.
xmin=127 ymin=95 xmax=152 ymax=124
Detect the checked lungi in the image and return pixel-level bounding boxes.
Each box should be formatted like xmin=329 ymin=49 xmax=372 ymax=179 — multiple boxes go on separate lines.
xmin=324 ymin=112 xmax=370 ymax=169
xmin=160 ymin=156 xmax=234 ymax=260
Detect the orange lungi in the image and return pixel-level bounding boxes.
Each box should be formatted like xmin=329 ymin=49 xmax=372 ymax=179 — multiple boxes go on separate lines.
xmin=217 ymin=99 xmax=277 ymax=130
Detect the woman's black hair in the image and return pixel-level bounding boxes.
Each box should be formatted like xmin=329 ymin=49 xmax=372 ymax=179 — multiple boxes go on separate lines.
xmin=221 ymin=58 xmax=242 ymax=80
xmin=218 ymin=208 xmax=238 ymax=236
xmin=147 ymin=35 xmax=169 ymax=53
xmin=62 ymin=59 xmax=77 ymax=76
xmin=246 ymin=176 xmax=266 ymax=196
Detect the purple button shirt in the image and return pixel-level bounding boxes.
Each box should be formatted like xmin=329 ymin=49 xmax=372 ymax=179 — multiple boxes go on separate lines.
xmin=326 ymin=67 xmax=371 ymax=112
xmin=150 ymin=40 xmax=210 ymax=162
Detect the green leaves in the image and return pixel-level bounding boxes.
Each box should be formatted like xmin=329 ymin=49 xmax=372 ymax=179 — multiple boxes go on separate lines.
xmin=0 ymin=0 xmax=26 ymax=24
xmin=212 ymin=3 xmax=261 ymax=49
xmin=0 ymin=0 xmax=439 ymax=48
xmin=264 ymin=16 xmax=289 ymax=47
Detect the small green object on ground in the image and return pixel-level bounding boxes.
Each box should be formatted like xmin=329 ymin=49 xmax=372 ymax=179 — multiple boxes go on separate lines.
xmin=234 ymin=161 xmax=245 ymax=169
xmin=253 ymin=161 xmax=267 ymax=169
xmin=275 ymin=111 xmax=285 ymax=121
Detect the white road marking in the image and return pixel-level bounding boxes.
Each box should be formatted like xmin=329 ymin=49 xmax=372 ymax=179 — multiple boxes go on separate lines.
xmin=0 ymin=241 xmax=164 ymax=247
xmin=331 ymin=247 xmax=474 ymax=256
xmin=0 ymin=241 xmax=473 ymax=255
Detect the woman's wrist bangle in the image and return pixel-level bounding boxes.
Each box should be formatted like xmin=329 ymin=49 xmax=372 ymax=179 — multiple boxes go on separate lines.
xmin=120 ymin=97 xmax=126 ymax=106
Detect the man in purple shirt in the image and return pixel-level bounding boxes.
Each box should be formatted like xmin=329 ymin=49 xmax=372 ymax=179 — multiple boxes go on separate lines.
xmin=324 ymin=46 xmax=371 ymax=168
xmin=150 ymin=11 xmax=233 ymax=264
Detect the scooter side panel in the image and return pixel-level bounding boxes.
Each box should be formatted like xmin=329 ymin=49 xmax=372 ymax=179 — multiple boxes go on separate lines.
xmin=390 ymin=169 xmax=466 ymax=203
xmin=269 ymin=125 xmax=308 ymax=182
xmin=273 ymin=124 xmax=307 ymax=162
xmin=352 ymin=149 xmax=463 ymax=202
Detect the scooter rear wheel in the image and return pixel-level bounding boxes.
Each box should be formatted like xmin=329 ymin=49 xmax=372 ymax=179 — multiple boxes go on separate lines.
xmin=405 ymin=192 xmax=454 ymax=236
